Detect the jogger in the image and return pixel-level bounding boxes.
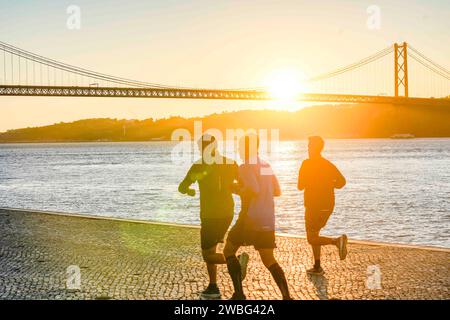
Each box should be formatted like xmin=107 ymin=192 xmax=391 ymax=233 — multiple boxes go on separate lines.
xmin=224 ymin=133 xmax=292 ymax=300
xmin=297 ymin=136 xmax=348 ymax=275
xmin=178 ymin=134 xmax=238 ymax=299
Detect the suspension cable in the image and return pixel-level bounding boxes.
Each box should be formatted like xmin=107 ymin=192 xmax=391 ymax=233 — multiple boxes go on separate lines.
xmin=0 ymin=42 xmax=166 ymax=88
xmin=408 ymin=45 xmax=450 ymax=75
xmin=408 ymin=52 xmax=450 ymax=81
xmin=306 ymin=45 xmax=393 ymax=82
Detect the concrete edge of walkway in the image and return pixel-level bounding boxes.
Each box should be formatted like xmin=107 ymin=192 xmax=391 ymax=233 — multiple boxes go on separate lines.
xmin=1 ymin=207 xmax=449 ymax=253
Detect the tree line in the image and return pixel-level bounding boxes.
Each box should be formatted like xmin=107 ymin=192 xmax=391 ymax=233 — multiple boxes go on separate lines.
xmin=1 ymin=103 xmax=449 ymax=142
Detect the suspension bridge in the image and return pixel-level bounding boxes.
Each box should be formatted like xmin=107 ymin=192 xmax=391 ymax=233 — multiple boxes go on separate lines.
xmin=0 ymin=41 xmax=449 ymax=107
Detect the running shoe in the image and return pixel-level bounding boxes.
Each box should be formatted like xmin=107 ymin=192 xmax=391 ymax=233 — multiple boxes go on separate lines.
xmin=200 ymin=283 xmax=221 ymax=300
xmin=306 ymin=266 xmax=325 ymax=276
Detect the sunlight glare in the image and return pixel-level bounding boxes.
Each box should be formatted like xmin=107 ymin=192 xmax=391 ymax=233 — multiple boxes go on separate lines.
xmin=265 ymin=69 xmax=306 ymax=101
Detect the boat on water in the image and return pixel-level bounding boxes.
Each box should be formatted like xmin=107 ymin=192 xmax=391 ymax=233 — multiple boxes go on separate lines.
xmin=390 ymin=134 xmax=415 ymax=139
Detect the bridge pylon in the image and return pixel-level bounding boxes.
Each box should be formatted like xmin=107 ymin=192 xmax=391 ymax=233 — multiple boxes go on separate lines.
xmin=394 ymin=42 xmax=409 ymax=97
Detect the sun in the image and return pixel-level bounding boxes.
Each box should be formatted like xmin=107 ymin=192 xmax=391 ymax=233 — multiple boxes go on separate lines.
xmin=265 ymin=69 xmax=306 ymax=101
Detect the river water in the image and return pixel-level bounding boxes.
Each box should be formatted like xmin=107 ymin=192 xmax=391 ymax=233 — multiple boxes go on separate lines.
xmin=0 ymin=139 xmax=449 ymax=248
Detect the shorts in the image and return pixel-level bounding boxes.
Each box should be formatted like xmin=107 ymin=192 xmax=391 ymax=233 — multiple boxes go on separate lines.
xmin=305 ymin=208 xmax=333 ymax=234
xmin=200 ymin=216 xmax=233 ymax=250
xmin=227 ymin=216 xmax=276 ymax=250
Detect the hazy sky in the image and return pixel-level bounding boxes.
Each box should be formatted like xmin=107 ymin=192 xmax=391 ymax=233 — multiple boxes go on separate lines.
xmin=0 ymin=0 xmax=449 ymax=131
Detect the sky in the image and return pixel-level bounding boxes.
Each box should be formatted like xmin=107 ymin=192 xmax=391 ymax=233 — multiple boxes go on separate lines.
xmin=0 ymin=0 xmax=449 ymax=131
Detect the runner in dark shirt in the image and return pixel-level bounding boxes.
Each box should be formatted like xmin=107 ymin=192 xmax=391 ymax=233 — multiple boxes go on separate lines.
xmin=297 ymin=136 xmax=348 ymax=276
xmin=178 ymin=134 xmax=238 ymax=299
xmin=179 ymin=158 xmax=237 ymax=221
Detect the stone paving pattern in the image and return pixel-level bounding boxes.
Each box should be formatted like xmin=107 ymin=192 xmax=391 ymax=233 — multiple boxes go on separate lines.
xmin=0 ymin=209 xmax=448 ymax=300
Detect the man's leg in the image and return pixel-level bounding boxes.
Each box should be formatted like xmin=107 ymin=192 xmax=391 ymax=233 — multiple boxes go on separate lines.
xmin=202 ymin=247 xmax=227 ymax=266
xmin=200 ymin=217 xmax=233 ymax=286
xmin=305 ymin=209 xmax=338 ymax=273
xmin=202 ymin=245 xmax=217 ymax=284
xmin=306 ymin=229 xmax=338 ymax=273
xmin=308 ymin=231 xmax=350 ymax=270
xmin=223 ymin=241 xmax=245 ymax=299
xmin=206 ymin=263 xmax=217 ymax=284
xmin=199 ymin=245 xmax=223 ymax=299
xmin=202 ymin=246 xmax=227 ymax=285
xmin=307 ymin=230 xmax=337 ymax=247
xmin=307 ymin=222 xmax=348 ymax=262
xmin=312 ymin=244 xmax=321 ymax=263
xmin=201 ymin=246 xmax=219 ymax=285
xmin=258 ymin=249 xmax=291 ymax=300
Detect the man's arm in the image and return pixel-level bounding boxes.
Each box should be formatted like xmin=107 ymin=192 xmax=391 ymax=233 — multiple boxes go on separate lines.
xmin=333 ymin=164 xmax=346 ymax=189
xmin=178 ymin=165 xmax=196 ymax=196
xmin=272 ymin=173 xmax=281 ymax=197
xmin=297 ymin=161 xmax=307 ymax=191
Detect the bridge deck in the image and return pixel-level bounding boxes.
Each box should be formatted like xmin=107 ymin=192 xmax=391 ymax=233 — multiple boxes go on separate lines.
xmin=1 ymin=85 xmax=449 ymax=106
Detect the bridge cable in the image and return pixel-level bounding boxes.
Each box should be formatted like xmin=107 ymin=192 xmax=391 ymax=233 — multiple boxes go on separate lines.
xmin=408 ymin=52 xmax=450 ymax=81
xmin=0 ymin=41 xmax=178 ymax=88
xmin=0 ymin=41 xmax=249 ymax=91
xmin=408 ymin=45 xmax=450 ymax=76
xmin=305 ymin=45 xmax=393 ymax=82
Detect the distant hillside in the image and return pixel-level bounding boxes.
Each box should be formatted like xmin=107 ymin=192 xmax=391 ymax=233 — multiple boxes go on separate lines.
xmin=1 ymin=103 xmax=449 ymax=142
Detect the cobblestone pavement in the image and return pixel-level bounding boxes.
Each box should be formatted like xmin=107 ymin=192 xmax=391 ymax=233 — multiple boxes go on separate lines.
xmin=0 ymin=209 xmax=448 ymax=300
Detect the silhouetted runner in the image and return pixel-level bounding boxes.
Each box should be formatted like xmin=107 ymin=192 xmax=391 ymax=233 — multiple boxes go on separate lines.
xmin=178 ymin=134 xmax=238 ymax=300
xmin=297 ymin=136 xmax=348 ymax=276
xmin=223 ymin=134 xmax=292 ymax=300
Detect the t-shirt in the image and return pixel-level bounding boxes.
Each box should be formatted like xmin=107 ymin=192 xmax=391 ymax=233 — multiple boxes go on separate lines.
xmin=297 ymin=157 xmax=346 ymax=210
xmin=239 ymin=158 xmax=280 ymax=232
xmin=178 ymin=156 xmax=238 ymax=220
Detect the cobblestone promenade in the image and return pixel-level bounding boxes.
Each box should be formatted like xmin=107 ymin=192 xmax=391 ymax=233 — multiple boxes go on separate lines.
xmin=0 ymin=209 xmax=448 ymax=300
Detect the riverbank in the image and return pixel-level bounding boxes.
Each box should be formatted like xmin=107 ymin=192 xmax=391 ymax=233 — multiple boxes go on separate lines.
xmin=2 ymin=105 xmax=450 ymax=143
xmin=1 ymin=137 xmax=450 ymax=144
xmin=0 ymin=208 xmax=448 ymax=300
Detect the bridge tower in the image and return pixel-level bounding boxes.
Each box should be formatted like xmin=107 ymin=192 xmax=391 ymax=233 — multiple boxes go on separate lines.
xmin=394 ymin=42 xmax=409 ymax=97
